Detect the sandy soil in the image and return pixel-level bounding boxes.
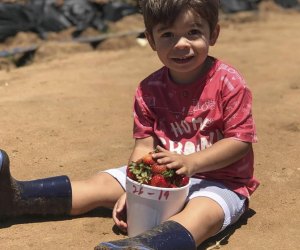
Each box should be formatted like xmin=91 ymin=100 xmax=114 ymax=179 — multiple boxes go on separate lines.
xmin=0 ymin=3 xmax=299 ymax=250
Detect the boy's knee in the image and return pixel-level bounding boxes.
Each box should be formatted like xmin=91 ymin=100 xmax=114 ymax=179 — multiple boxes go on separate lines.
xmin=170 ymin=197 xmax=225 ymax=245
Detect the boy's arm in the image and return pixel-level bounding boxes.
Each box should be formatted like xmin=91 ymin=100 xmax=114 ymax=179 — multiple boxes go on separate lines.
xmin=113 ymin=135 xmax=157 ymax=232
xmin=153 ymin=138 xmax=251 ymax=176
xmin=128 ymin=136 xmax=158 ymax=164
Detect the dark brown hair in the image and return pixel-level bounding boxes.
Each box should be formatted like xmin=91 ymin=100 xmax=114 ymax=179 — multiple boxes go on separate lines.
xmin=139 ymin=0 xmax=219 ymax=36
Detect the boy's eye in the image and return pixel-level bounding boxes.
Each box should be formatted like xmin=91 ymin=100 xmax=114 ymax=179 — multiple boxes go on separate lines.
xmin=161 ymin=32 xmax=173 ymax=38
xmin=188 ymin=29 xmax=201 ymax=36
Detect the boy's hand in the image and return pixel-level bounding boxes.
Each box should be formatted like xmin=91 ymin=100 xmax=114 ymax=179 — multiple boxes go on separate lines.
xmin=112 ymin=193 xmax=127 ymax=233
xmin=152 ymin=146 xmax=195 ymax=176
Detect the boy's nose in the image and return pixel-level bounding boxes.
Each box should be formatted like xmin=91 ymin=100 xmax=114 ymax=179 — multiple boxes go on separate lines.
xmin=174 ymin=37 xmax=190 ymax=49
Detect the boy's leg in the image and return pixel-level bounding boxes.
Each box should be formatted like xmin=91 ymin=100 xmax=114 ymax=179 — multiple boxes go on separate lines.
xmin=0 ymin=149 xmax=124 ymax=218
xmin=95 ymin=220 xmax=197 ymax=250
xmin=71 ymin=173 xmax=125 ymax=215
xmin=95 ymin=179 xmax=246 ymax=250
xmin=94 ymin=198 xmax=222 ymax=250
xmin=169 ymin=179 xmax=246 ymax=246
xmin=169 ymin=197 xmax=224 ymax=245
xmin=0 ymin=149 xmax=72 ymax=218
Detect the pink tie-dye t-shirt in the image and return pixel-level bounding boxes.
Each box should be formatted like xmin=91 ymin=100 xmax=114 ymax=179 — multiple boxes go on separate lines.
xmin=133 ymin=58 xmax=260 ymax=198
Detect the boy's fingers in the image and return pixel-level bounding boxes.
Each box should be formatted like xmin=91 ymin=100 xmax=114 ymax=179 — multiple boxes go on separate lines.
xmin=176 ymin=169 xmax=184 ymax=175
xmin=119 ymin=223 xmax=128 ymax=232
xmin=153 ymin=151 xmax=169 ymax=159
xmin=156 ymin=145 xmax=165 ymax=152
xmin=166 ymin=162 xmax=178 ymax=169
xmin=115 ymin=212 xmax=128 ymax=231
xmin=116 ymin=205 xmax=123 ymax=212
xmin=157 ymin=157 xmax=172 ymax=164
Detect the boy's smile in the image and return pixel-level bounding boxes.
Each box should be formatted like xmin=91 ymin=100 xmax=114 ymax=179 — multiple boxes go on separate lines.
xmin=146 ymin=8 xmax=219 ymax=84
xmin=171 ymin=55 xmax=195 ymax=64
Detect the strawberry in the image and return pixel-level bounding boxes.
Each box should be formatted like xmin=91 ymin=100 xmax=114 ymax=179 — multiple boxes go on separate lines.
xmin=126 ymin=165 xmax=137 ymax=181
xmin=151 ymin=164 xmax=167 ymax=174
xmin=150 ymin=174 xmax=170 ymax=188
xmin=173 ymin=175 xmax=190 ymax=187
xmin=162 ymin=168 xmax=175 ymax=178
xmin=127 ymin=160 xmax=152 ymax=183
xmin=168 ymin=184 xmax=178 ymax=188
xmin=142 ymin=153 xmax=156 ymax=166
xmin=128 ymin=152 xmax=189 ymax=189
xmin=180 ymin=176 xmax=190 ymax=186
xmin=136 ymin=170 xmax=151 ymax=184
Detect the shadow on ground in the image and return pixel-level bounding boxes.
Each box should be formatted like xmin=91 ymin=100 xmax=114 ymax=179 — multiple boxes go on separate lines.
xmin=0 ymin=207 xmax=112 ymax=229
xmin=0 ymin=207 xmax=256 ymax=249
xmin=198 ymin=208 xmax=256 ymax=250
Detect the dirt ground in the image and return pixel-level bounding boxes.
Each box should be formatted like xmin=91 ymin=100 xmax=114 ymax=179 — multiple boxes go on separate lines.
xmin=0 ymin=2 xmax=300 ymax=250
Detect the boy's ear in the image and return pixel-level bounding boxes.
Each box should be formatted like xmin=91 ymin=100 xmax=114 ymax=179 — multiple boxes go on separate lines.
xmin=209 ymin=24 xmax=220 ymax=46
xmin=145 ymin=31 xmax=157 ymax=51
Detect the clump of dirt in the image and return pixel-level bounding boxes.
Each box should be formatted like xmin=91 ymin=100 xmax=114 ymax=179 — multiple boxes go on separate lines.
xmin=0 ymin=13 xmax=144 ymax=71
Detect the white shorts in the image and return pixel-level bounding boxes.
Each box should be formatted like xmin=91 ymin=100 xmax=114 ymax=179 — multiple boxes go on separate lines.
xmin=104 ymin=166 xmax=246 ymax=232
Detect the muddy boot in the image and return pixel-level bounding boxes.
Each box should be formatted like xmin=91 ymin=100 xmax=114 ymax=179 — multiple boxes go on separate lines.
xmin=0 ymin=149 xmax=72 ymax=219
xmin=94 ymin=220 xmax=196 ymax=250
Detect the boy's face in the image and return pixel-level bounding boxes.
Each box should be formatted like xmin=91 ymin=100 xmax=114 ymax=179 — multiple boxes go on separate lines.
xmin=146 ymin=9 xmax=219 ymax=84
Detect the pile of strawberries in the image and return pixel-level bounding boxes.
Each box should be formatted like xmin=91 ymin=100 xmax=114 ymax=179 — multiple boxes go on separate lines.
xmin=127 ymin=152 xmax=189 ymax=188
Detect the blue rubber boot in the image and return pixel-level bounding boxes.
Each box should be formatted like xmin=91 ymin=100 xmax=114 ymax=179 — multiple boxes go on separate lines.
xmin=0 ymin=149 xmax=72 ymax=219
xmin=94 ymin=220 xmax=196 ymax=250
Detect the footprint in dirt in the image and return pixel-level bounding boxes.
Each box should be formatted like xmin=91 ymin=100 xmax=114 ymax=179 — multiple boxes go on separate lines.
xmin=289 ymin=82 xmax=300 ymax=90
xmin=282 ymin=122 xmax=300 ymax=133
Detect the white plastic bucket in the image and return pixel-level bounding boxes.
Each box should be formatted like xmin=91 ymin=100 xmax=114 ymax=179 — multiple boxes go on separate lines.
xmin=126 ymin=176 xmax=190 ymax=237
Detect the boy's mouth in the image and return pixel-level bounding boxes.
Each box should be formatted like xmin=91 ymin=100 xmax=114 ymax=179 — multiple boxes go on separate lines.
xmin=171 ymin=55 xmax=194 ymax=64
